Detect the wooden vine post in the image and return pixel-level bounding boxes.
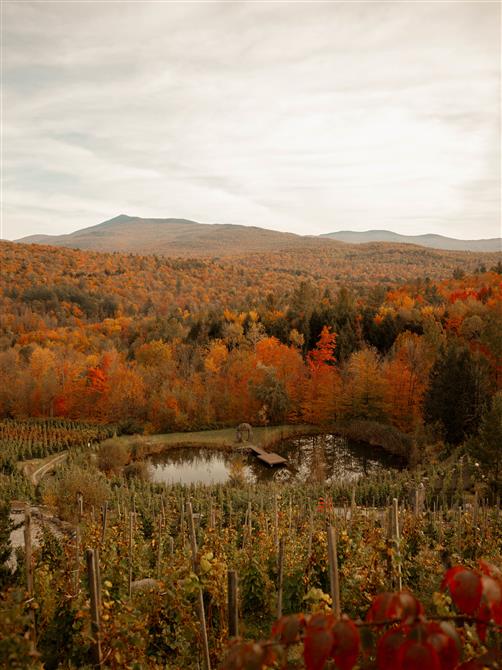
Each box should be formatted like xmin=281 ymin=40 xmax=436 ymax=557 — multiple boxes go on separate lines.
xmin=157 ymin=514 xmax=163 ymax=579
xmin=128 ymin=510 xmax=134 ymax=598
xmin=180 ymin=498 xmax=186 ymax=549
xmin=24 ymin=510 xmax=37 ymax=652
xmin=307 ymin=506 xmax=313 ymax=557
xmin=327 ymin=524 xmax=341 ymax=618
xmin=77 ymin=492 xmax=84 ymax=521
xmin=227 ymin=569 xmax=238 ymax=637
xmin=85 ymin=548 xmax=103 ymax=668
xmin=273 ymin=494 xmax=279 ymax=553
xmin=350 ymin=486 xmax=356 ymax=523
xmin=74 ymin=527 xmax=80 ymax=596
xmin=473 ymin=490 xmax=479 ymax=528
xmin=187 ymin=502 xmax=211 ymax=670
xmin=100 ymin=501 xmax=108 ymax=544
xmin=94 ymin=547 xmax=102 ymax=610
xmin=392 ymin=498 xmax=403 ymax=591
xmin=247 ymin=501 xmax=252 ymax=539
xmin=277 ymin=536 xmax=285 ymax=619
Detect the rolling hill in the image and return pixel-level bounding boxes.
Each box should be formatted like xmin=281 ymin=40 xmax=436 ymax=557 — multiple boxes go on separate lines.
xmin=320 ymin=229 xmax=501 ymax=252
xmin=16 ymin=216 xmax=502 ymax=257
xmin=17 ymin=214 xmax=335 ymax=256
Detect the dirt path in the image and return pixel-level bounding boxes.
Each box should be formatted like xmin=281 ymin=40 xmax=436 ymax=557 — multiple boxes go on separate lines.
xmin=22 ymin=451 xmax=68 ymax=486
xmin=9 ymin=501 xmax=77 ymax=567
xmin=8 ymin=506 xmax=71 ymax=570
xmin=8 ymin=452 xmax=73 ymax=569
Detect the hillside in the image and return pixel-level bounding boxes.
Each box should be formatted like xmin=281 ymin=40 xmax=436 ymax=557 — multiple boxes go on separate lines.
xmin=321 ymin=229 xmax=502 ymax=252
xmin=17 ymin=214 xmax=336 ymax=256
xmin=18 ymin=216 xmax=502 ymax=255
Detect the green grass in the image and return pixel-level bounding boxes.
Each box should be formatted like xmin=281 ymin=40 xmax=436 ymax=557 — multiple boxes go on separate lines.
xmin=115 ymin=424 xmax=317 ymax=455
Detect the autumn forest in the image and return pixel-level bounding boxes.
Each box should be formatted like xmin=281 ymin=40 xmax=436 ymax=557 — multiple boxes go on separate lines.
xmin=0 ymin=240 xmax=500 ymax=454
xmin=1 ymin=235 xmax=502 ymax=669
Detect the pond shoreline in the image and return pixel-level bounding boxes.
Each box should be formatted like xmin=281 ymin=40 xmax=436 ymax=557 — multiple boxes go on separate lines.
xmin=115 ymin=424 xmax=324 ymax=461
xmin=147 ymin=432 xmax=402 ymax=487
xmin=114 ymin=420 xmax=409 ymax=466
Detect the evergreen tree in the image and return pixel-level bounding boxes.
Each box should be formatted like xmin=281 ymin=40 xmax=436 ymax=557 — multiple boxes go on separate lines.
xmin=251 ymin=368 xmax=289 ymax=424
xmin=424 ymin=342 xmax=490 ymax=445
xmin=471 ymin=391 xmax=502 ymax=484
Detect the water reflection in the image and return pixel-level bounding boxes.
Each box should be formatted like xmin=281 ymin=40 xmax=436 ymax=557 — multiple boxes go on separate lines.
xmin=148 ymin=434 xmax=400 ymax=486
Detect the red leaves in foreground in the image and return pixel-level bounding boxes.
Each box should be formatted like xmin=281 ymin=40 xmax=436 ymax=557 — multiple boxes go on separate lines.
xmin=273 ymin=613 xmax=361 ymax=670
xmin=377 ymin=621 xmax=461 ymax=670
xmin=303 ymin=613 xmax=336 ymax=670
xmin=441 ymin=567 xmax=483 ymax=615
xmin=331 ymin=619 xmax=360 ymax=670
xmin=441 ymin=561 xmax=502 ymax=641
xmin=366 ymin=591 xmax=424 ymax=624
xmin=221 ymin=641 xmax=276 ymax=670
xmin=222 ymin=563 xmax=501 ymax=670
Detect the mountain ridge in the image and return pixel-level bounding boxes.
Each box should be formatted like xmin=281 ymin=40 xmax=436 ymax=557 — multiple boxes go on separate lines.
xmin=321 ymin=229 xmax=501 ymax=252
xmin=16 ymin=215 xmax=334 ymax=256
xmin=15 ymin=215 xmax=502 ymax=255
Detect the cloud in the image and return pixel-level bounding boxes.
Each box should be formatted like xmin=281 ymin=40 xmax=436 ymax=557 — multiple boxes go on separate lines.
xmin=2 ymin=0 xmax=500 ymax=240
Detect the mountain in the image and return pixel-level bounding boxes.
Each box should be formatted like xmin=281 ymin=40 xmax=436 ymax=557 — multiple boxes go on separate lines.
xmin=17 ymin=214 xmax=337 ymax=256
xmin=320 ymin=229 xmax=501 ymax=252
xmin=16 ymin=216 xmax=502 ymax=256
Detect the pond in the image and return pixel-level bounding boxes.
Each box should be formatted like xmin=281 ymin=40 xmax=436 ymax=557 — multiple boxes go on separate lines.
xmin=148 ymin=434 xmax=401 ymax=486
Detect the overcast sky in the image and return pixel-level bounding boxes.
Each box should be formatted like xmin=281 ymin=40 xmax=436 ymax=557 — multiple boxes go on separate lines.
xmin=2 ymin=1 xmax=501 ymax=241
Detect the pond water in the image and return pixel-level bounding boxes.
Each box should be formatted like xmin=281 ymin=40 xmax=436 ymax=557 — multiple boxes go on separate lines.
xmin=148 ymin=434 xmax=401 ymax=486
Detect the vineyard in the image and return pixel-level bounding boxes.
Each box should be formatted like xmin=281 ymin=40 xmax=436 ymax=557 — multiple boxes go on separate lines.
xmin=1 ymin=447 xmax=501 ymax=669
xmin=0 ymin=419 xmax=118 ymax=508
xmin=2 ymin=3 xmax=501 ymax=666
xmin=0 ymin=253 xmax=500 ymax=668
xmin=0 ymin=419 xmax=114 ymax=461
xmin=0 ymin=419 xmax=117 ymax=462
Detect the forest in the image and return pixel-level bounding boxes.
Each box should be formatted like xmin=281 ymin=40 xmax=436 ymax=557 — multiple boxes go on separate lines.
xmin=0 ymin=241 xmax=501 ymax=447
xmin=0 ymin=239 xmax=501 ymax=669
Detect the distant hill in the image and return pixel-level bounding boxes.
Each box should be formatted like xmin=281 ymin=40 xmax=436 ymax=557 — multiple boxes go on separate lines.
xmin=321 ymin=229 xmax=501 ymax=252
xmin=17 ymin=216 xmax=501 ymax=256
xmin=17 ymin=214 xmax=336 ymax=256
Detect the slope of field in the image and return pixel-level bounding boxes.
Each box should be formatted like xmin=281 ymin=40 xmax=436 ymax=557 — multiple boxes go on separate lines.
xmin=321 ymin=229 xmax=502 ymax=252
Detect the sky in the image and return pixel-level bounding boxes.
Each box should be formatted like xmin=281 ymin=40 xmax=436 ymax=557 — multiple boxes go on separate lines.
xmin=1 ymin=1 xmax=501 ymax=241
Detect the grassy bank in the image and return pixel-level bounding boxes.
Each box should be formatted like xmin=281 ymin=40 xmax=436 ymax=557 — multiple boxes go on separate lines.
xmin=332 ymin=420 xmax=413 ymax=463
xmin=103 ymin=421 xmax=413 ymax=463
xmin=111 ymin=424 xmax=319 ymax=458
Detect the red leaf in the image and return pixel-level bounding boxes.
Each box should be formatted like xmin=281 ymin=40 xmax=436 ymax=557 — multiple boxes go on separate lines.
xmin=331 ymin=617 xmax=360 ymax=670
xmin=425 ymin=622 xmax=460 ymax=670
xmin=475 ymin=602 xmax=491 ymax=643
xmin=490 ymin=597 xmax=502 ymax=626
xmin=441 ymin=566 xmax=483 ymax=615
xmin=478 ymin=560 xmax=502 ymax=580
xmin=397 ymin=640 xmax=440 ymax=670
xmin=304 ymin=613 xmax=335 ymax=670
xmin=222 ymin=641 xmax=276 ymax=670
xmin=389 ymin=592 xmax=424 ymax=623
xmin=481 ymin=575 xmax=502 ymax=624
xmin=376 ymin=627 xmax=406 ymax=670
xmin=366 ymin=592 xmax=423 ymax=624
xmin=366 ymin=593 xmax=395 ymax=623
xmin=272 ymin=614 xmax=304 ymax=645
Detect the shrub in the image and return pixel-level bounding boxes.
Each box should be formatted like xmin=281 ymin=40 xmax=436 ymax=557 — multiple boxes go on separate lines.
xmin=97 ymin=438 xmax=130 ymax=475
xmin=42 ymin=464 xmax=111 ymax=522
xmin=123 ymin=461 xmax=149 ymax=481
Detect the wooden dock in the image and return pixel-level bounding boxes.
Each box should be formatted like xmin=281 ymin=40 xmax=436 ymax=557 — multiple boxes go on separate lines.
xmin=248 ymin=444 xmax=287 ymax=467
